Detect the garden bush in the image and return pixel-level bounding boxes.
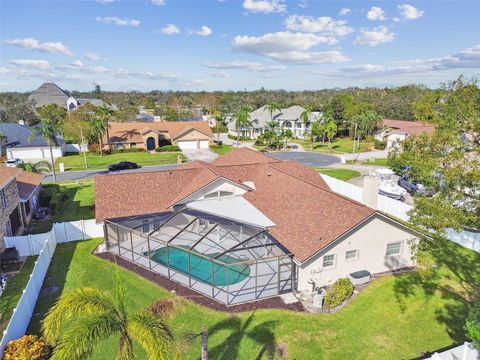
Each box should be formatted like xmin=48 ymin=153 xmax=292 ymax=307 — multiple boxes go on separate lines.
xmin=374 ymin=139 xmax=386 ymax=150
xmin=49 ymin=192 xmax=69 ymax=215
xmin=155 ymin=145 xmax=180 ymax=152
xmin=227 ymin=134 xmax=249 ymax=141
xmin=3 ymin=335 xmax=51 ymax=360
xmin=324 ymin=278 xmax=354 ymax=309
xmin=39 ymin=185 xmax=59 ymax=207
xmin=158 ymin=139 xmax=172 ymax=147
xmin=254 ymin=139 xmax=265 ymax=146
xmin=110 ymin=148 xmax=146 ymax=154
xmin=466 ymin=299 xmax=480 ymax=350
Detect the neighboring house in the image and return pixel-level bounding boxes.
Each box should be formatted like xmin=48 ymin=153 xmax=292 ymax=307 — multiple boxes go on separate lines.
xmin=0 ymin=123 xmax=65 ymax=162
xmin=425 ymin=342 xmax=478 ymax=360
xmin=227 ymin=105 xmax=321 ymax=139
xmin=375 ymin=119 xmax=435 ymax=149
xmin=28 ymin=82 xmax=116 ymax=111
xmin=95 ymin=148 xmax=420 ymax=306
xmin=0 ymin=167 xmax=44 ymax=249
xmin=105 ymin=121 xmax=214 ymax=151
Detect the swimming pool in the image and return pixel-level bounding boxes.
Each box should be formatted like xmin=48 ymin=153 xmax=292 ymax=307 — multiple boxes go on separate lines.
xmin=149 ymin=246 xmax=250 ymax=287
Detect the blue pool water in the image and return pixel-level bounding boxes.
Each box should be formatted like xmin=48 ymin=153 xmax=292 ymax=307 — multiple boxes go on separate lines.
xmin=149 ymin=247 xmax=250 ymax=286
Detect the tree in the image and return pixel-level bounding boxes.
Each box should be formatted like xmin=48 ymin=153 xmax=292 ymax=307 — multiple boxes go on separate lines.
xmin=38 ymin=104 xmax=67 ymax=126
xmin=96 ymin=103 xmax=115 ymax=151
xmin=29 ymin=121 xmax=60 ymax=182
xmin=42 ymin=279 xmax=176 ymax=360
xmin=280 ymin=128 xmax=293 ymax=149
xmin=90 ymin=117 xmax=108 ymax=155
xmin=466 ymin=299 xmax=480 ymax=350
xmin=234 ymin=107 xmax=251 ymax=148
xmin=324 ymin=120 xmax=338 ymax=153
xmin=264 ymin=102 xmax=281 ymax=122
xmin=0 ymin=94 xmax=38 ymax=124
xmin=214 ymin=113 xmax=226 ymax=143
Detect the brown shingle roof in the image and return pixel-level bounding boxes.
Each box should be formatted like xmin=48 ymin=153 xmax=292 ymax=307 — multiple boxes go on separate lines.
xmin=0 ymin=167 xmax=21 ymax=189
xmin=95 ymin=149 xmax=375 ymax=262
xmin=106 ymin=121 xmax=213 ymax=143
xmin=16 ymin=172 xmax=45 ymax=200
xmin=382 ymin=119 xmax=435 ymax=136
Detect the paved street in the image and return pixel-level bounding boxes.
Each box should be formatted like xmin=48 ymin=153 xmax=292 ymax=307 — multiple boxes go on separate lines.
xmin=269 ymin=152 xmax=340 ymax=167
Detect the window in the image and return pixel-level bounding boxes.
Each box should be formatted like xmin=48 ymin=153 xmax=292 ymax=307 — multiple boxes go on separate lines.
xmin=130 ymin=142 xmax=137 ymax=149
xmin=204 ymin=190 xmax=234 ymax=199
xmin=219 ymin=190 xmax=234 ymax=197
xmin=142 ymin=219 xmax=149 ymax=233
xmin=345 ymin=250 xmax=359 ymax=261
xmin=386 ymin=241 xmax=402 ymax=256
xmin=204 ymin=192 xmax=218 ymax=199
xmin=323 ymin=254 xmax=335 ymax=268
xmin=0 ymin=189 xmax=6 ymax=209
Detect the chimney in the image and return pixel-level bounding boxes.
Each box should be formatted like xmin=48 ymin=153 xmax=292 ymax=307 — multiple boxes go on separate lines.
xmin=362 ymin=175 xmax=380 ymax=209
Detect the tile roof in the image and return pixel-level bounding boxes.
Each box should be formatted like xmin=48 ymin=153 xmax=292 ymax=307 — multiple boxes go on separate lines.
xmin=16 ymin=172 xmax=45 ymax=200
xmin=95 ymin=148 xmax=375 ymax=262
xmin=106 ymin=121 xmax=213 ymax=143
xmin=0 ymin=167 xmax=22 ymax=189
xmin=382 ymin=119 xmax=435 ymax=136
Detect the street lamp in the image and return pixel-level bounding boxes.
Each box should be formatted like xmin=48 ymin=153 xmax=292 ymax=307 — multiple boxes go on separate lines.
xmin=78 ymin=126 xmax=88 ymax=169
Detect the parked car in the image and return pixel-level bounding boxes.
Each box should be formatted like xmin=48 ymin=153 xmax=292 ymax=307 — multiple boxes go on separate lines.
xmin=5 ymin=158 xmax=23 ymax=168
xmin=398 ymin=176 xmax=428 ymax=195
xmin=108 ymin=161 xmax=139 ymax=172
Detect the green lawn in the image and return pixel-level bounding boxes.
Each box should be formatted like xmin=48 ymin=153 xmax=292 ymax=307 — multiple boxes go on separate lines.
xmin=210 ymin=144 xmax=235 ymax=155
xmin=316 ymin=168 xmax=361 ymax=181
xmin=30 ymin=181 xmax=95 ymax=234
xmin=361 ymin=158 xmax=389 ymax=166
xmin=0 ymin=257 xmax=37 ymax=331
xmin=295 ymin=137 xmax=374 ymax=154
xmin=27 ymin=237 xmax=480 ymax=359
xmin=55 ymin=151 xmax=184 ymax=171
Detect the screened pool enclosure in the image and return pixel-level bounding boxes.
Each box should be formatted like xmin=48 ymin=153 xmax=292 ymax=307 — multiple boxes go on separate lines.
xmin=104 ymin=210 xmax=293 ymax=305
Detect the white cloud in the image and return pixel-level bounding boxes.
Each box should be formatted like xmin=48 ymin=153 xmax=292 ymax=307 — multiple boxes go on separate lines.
xmin=232 ymin=31 xmax=349 ymax=64
xmin=0 ymin=67 xmax=10 ymax=75
xmin=95 ymin=16 xmax=140 ymax=27
xmin=433 ymin=44 xmax=480 ymax=70
xmin=151 ymin=0 xmax=166 ymax=5
xmin=85 ymin=52 xmax=101 ymax=61
xmin=242 ymin=0 xmax=286 ymax=14
xmin=5 ymin=37 xmax=74 ymax=57
xmin=205 ymin=61 xmax=286 ymax=72
xmin=284 ymin=15 xmax=353 ymax=38
xmin=9 ymin=59 xmax=51 ymax=70
xmin=208 ymin=71 xmax=230 ymax=78
xmin=160 ymin=24 xmax=180 ymax=35
xmin=58 ymin=60 xmax=108 ymax=73
xmin=339 ymin=8 xmax=351 ymax=16
xmin=367 ymin=6 xmax=386 ymax=21
xmin=353 ymin=26 xmax=395 ymax=46
xmin=195 ymin=26 xmax=212 ymax=36
xmin=398 ymin=4 xmax=424 ymax=20
xmin=393 ymin=17 xmax=400 ymax=22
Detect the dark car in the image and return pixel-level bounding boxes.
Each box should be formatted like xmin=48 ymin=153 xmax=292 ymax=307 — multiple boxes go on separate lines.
xmin=108 ymin=161 xmax=139 ymax=172
xmin=398 ymin=176 xmax=428 ymax=195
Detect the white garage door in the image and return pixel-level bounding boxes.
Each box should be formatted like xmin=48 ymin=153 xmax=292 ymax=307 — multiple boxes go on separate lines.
xmin=178 ymin=140 xmax=198 ymax=150
xmin=8 ymin=148 xmax=44 ymax=160
xmin=199 ymin=140 xmax=209 ymax=149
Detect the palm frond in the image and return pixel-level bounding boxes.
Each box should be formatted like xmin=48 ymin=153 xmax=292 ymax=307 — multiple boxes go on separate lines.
xmin=128 ymin=310 xmax=173 ymax=360
xmin=50 ymin=312 xmax=120 ymax=360
xmin=42 ymin=287 xmax=120 ymax=343
xmin=116 ymin=331 xmax=134 ymax=360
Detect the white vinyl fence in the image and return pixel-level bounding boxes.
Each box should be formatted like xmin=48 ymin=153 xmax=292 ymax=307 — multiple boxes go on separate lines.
xmin=0 ymin=219 xmax=103 ymax=356
xmin=321 ymin=174 xmax=480 ymax=254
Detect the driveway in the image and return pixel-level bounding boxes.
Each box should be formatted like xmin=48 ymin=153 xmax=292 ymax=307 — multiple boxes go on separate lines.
xmin=181 ymin=148 xmax=218 ymax=162
xmin=269 ymin=152 xmax=340 ymax=167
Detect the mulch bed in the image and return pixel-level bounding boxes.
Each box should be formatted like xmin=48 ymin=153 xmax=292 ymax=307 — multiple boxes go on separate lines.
xmin=97 ymin=252 xmax=305 ymax=313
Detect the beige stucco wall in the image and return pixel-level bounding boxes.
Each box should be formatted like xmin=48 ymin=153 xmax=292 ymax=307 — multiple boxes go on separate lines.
xmin=173 ymin=129 xmax=213 ymax=144
xmin=0 ymin=179 xmax=24 ymax=249
xmin=296 ymin=215 xmax=418 ymax=291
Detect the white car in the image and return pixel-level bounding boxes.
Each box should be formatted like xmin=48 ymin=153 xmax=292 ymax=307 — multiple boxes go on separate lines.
xmin=6 ymin=158 xmax=23 ymax=168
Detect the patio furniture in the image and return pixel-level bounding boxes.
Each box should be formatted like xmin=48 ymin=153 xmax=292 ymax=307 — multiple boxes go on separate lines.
xmin=1 ymin=247 xmax=20 ymax=268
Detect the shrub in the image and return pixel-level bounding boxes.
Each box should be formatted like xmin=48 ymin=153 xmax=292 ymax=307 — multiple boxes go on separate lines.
xmin=254 ymin=139 xmax=265 ymax=146
xmin=49 ymin=192 xmax=68 ymax=215
xmin=374 ymin=139 xmax=386 ymax=150
xmin=466 ymin=299 xmax=480 ymax=350
xmin=324 ymin=278 xmax=354 ymax=309
xmin=155 ymin=145 xmax=180 ymax=152
xmin=158 ymin=139 xmax=172 ymax=147
xmin=110 ymin=148 xmax=146 ymax=154
xmin=39 ymin=185 xmax=59 ymax=207
xmin=4 ymin=335 xmax=51 ymax=360
xmin=227 ymin=134 xmax=249 ymax=141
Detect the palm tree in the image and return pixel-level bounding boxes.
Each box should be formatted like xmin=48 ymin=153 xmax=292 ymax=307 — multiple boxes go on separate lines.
xmin=29 ymin=122 xmax=60 ymax=182
xmin=263 ymin=102 xmax=281 ymax=123
xmin=300 ymin=106 xmax=312 ymax=149
xmin=97 ymin=103 xmax=114 ymax=152
xmin=281 ymin=129 xmax=293 ymax=149
xmin=235 ymin=107 xmax=251 ymax=148
xmin=265 ymin=120 xmax=278 ymax=149
xmin=324 ymin=120 xmax=338 ymax=153
xmin=90 ymin=117 xmax=108 ymax=155
xmin=214 ymin=113 xmax=226 ymax=143
xmin=42 ymin=280 xmax=176 ymax=360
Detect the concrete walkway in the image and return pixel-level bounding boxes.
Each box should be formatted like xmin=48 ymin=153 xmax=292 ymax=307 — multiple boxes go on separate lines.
xmin=334 ymin=149 xmax=389 ymax=161
xmin=181 ymin=148 xmax=218 ymax=162
xmin=218 ymin=133 xmax=256 ymax=149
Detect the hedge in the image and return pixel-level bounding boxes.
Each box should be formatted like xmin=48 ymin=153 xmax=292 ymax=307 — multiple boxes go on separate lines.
xmin=374 ymin=139 xmax=386 ymax=150
xmin=324 ymin=278 xmax=354 ymax=309
xmin=155 ymin=145 xmax=180 ymax=152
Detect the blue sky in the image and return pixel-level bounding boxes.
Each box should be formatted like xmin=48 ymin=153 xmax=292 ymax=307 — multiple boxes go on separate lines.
xmin=0 ymin=0 xmax=479 ymax=92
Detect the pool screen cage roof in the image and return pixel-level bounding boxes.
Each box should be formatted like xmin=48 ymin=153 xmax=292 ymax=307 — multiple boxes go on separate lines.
xmin=104 ymin=209 xmax=293 ymax=305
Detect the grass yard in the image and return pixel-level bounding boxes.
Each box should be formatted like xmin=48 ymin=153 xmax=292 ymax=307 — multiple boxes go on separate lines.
xmin=295 ymin=137 xmax=374 ymax=154
xmin=30 ymin=180 xmax=95 ymax=234
xmin=28 ymin=237 xmax=480 ymax=359
xmin=362 ymin=158 xmax=389 ymax=166
xmin=55 ymin=151 xmax=184 ymax=171
xmin=316 ymin=168 xmax=361 ymax=181
xmin=0 ymin=257 xmax=37 ymax=331
xmin=210 ymin=144 xmax=235 ymax=155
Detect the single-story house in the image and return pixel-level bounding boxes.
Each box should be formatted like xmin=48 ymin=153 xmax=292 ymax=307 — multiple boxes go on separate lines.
xmin=0 ymin=167 xmax=44 ymax=249
xmin=0 ymin=123 xmax=65 ymax=162
xmin=28 ymin=82 xmax=116 ymax=111
xmin=95 ymin=148 xmax=420 ymax=306
xmin=105 ymin=121 xmax=214 ymax=151
xmin=375 ymin=119 xmax=435 ymax=149
xmin=228 ymin=105 xmax=321 ymax=139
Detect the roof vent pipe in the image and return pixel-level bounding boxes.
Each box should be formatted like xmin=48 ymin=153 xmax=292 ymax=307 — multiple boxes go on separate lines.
xmin=267 ymin=172 xmax=272 ymax=177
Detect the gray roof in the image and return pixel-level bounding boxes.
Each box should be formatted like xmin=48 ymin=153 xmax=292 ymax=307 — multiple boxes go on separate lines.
xmin=77 ymin=98 xmax=117 ymax=110
xmin=0 ymin=123 xmax=65 ymax=148
xmin=28 ymin=82 xmax=70 ymax=109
